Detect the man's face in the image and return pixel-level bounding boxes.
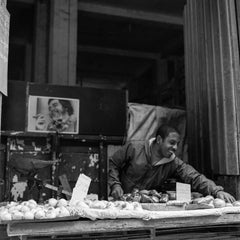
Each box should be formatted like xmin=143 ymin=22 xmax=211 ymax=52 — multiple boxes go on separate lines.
xmin=159 ymin=132 xmax=180 ymax=158
xmin=48 ymin=99 xmax=64 ymax=120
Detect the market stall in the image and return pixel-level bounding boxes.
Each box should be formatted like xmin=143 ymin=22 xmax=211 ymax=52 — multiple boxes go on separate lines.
xmin=3 ymin=1 xmax=240 ymax=239
xmin=2 ymin=198 xmax=240 ymax=240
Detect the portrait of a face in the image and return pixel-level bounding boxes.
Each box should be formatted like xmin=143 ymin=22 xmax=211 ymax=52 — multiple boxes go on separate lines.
xmin=27 ymin=96 xmax=79 ymax=134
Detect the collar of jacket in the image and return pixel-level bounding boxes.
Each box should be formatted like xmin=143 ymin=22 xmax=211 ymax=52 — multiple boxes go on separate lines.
xmin=145 ymin=138 xmax=176 ymax=166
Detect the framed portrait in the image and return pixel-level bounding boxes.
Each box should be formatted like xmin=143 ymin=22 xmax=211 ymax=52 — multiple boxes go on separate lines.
xmin=27 ymin=95 xmax=79 ymax=134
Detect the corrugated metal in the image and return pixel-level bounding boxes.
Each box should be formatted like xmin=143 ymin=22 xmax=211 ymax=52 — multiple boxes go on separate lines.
xmin=184 ymin=0 xmax=240 ymax=175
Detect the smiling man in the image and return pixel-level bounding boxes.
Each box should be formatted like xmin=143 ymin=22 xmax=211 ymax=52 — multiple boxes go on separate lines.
xmin=47 ymin=99 xmax=77 ymax=133
xmin=108 ymin=124 xmax=235 ymax=203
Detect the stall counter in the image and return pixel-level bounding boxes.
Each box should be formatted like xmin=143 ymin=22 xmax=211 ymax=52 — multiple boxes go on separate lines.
xmin=6 ymin=211 xmax=240 ymax=240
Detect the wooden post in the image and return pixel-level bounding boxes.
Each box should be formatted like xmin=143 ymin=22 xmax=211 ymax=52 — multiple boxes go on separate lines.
xmin=48 ymin=0 xmax=78 ymax=86
xmin=33 ymin=0 xmax=48 ymax=84
xmin=184 ymin=0 xmax=240 ymax=197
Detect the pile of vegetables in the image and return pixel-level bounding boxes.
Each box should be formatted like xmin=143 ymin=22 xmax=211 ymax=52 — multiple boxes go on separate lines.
xmin=0 ymin=198 xmax=70 ymax=221
xmin=120 ymin=188 xmax=240 ymax=210
xmin=0 ymin=198 xmax=143 ymax=221
xmin=190 ymin=195 xmax=240 ymax=209
xmin=1 ymin=193 xmax=240 ymax=221
xmin=121 ymin=189 xmax=170 ymax=203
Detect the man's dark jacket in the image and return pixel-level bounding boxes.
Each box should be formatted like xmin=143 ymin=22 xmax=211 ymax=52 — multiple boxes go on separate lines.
xmin=108 ymin=140 xmax=223 ymax=196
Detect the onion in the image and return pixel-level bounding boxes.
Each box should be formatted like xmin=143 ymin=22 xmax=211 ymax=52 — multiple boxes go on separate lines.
xmin=57 ymin=198 xmax=68 ymax=207
xmin=21 ymin=205 xmax=30 ymax=213
xmin=8 ymin=202 xmax=18 ymax=208
xmin=28 ymin=199 xmax=37 ymax=205
xmin=46 ymin=209 xmax=57 ymax=219
xmin=12 ymin=211 xmax=24 ymax=220
xmin=35 ymin=210 xmax=46 ymax=219
xmin=57 ymin=207 xmax=70 ymax=217
xmin=1 ymin=212 xmax=12 ymax=221
xmin=24 ymin=211 xmax=34 ymax=220
xmin=48 ymin=198 xmax=58 ymax=207
xmin=28 ymin=202 xmax=37 ymax=210
xmin=14 ymin=205 xmax=22 ymax=211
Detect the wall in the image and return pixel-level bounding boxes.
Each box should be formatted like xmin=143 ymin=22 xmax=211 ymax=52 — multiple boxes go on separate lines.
xmin=184 ymin=0 xmax=240 ymax=197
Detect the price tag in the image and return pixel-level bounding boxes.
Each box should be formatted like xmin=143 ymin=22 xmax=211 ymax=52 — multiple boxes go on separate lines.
xmin=70 ymin=174 xmax=91 ymax=205
xmin=176 ymin=182 xmax=191 ymax=202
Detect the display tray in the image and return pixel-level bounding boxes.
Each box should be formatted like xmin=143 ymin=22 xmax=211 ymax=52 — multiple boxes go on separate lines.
xmin=0 ymin=215 xmax=80 ymax=224
xmin=141 ymin=203 xmax=186 ymax=211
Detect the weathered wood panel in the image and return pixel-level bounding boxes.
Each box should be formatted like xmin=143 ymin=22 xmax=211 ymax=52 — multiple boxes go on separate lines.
xmin=48 ymin=0 xmax=78 ymax=85
xmin=3 ymin=82 xmax=127 ymax=136
xmin=7 ymin=215 xmax=240 ymax=239
xmin=6 ymin=136 xmax=53 ymax=202
xmin=184 ymin=0 xmax=240 ymax=175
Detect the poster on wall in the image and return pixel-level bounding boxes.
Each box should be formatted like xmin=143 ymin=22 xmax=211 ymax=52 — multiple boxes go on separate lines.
xmin=27 ymin=95 xmax=79 ymax=134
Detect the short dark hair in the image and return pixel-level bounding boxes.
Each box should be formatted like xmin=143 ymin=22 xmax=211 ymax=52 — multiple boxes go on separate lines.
xmin=155 ymin=124 xmax=180 ymax=139
xmin=48 ymin=99 xmax=74 ymax=115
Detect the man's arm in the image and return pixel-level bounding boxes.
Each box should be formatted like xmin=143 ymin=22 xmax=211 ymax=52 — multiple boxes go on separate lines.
xmin=174 ymin=158 xmax=235 ymax=202
xmin=108 ymin=143 xmax=132 ymax=199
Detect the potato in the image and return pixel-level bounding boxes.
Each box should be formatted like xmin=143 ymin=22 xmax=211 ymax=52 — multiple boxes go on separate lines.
xmin=139 ymin=190 xmax=150 ymax=195
xmin=151 ymin=195 xmax=160 ymax=203
xmin=140 ymin=194 xmax=154 ymax=203
xmin=213 ymin=198 xmax=226 ymax=208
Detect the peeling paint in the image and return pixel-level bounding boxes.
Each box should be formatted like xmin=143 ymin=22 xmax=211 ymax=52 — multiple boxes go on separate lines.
xmin=18 ymin=146 xmax=24 ymax=151
xmin=10 ymin=141 xmax=17 ymax=150
xmin=16 ymin=139 xmax=25 ymax=148
xmin=52 ymin=164 xmax=56 ymax=173
xmin=32 ymin=142 xmax=41 ymax=151
xmin=88 ymin=154 xmax=99 ymax=167
xmin=12 ymin=175 xmax=18 ymax=183
xmin=71 ymin=165 xmax=76 ymax=170
xmin=45 ymin=138 xmax=51 ymax=152
xmin=11 ymin=175 xmax=27 ymax=201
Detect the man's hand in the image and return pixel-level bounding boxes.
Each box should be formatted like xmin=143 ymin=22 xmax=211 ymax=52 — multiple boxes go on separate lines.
xmin=216 ymin=191 xmax=235 ymax=203
xmin=111 ymin=184 xmax=124 ymax=200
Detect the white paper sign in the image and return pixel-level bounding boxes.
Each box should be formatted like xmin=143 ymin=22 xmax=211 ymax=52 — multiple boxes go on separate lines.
xmin=70 ymin=174 xmax=91 ymax=205
xmin=176 ymin=182 xmax=191 ymax=202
